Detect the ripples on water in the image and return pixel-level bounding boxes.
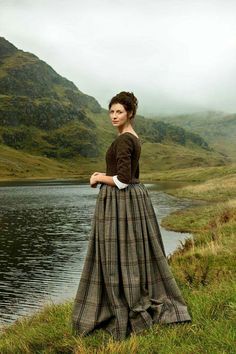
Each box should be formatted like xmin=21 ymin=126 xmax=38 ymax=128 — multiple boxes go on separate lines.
xmin=0 ymin=180 xmax=196 ymax=326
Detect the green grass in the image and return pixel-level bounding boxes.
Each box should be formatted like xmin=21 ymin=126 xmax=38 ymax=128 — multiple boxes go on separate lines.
xmin=163 ymin=173 xmax=236 ymax=202
xmin=0 ymin=143 xmax=106 ymax=182
xmin=141 ymin=162 xmax=236 ymax=183
xmin=0 ymin=280 xmax=235 ymax=353
xmin=0 ymin=173 xmax=235 ymax=353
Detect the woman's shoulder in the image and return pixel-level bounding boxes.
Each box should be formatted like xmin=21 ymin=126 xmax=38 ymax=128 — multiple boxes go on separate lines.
xmin=113 ymin=133 xmax=141 ymax=155
xmin=114 ymin=132 xmax=140 ymax=143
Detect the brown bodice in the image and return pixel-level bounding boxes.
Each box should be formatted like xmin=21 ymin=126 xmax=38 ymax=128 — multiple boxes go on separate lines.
xmin=105 ymin=132 xmax=141 ymax=184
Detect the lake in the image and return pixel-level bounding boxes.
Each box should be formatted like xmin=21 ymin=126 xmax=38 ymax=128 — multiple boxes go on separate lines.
xmin=0 ymin=179 xmax=201 ymax=326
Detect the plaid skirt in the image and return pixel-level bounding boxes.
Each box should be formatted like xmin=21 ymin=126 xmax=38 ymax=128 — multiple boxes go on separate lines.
xmin=71 ymin=183 xmax=192 ymax=341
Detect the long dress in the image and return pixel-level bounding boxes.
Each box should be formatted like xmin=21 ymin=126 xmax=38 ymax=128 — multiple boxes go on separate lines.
xmin=71 ymin=132 xmax=192 ymax=341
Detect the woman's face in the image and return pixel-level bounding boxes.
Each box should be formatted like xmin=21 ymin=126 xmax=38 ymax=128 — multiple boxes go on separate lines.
xmin=109 ymin=103 xmax=132 ymax=129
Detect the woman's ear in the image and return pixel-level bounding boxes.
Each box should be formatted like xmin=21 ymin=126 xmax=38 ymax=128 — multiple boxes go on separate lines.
xmin=128 ymin=111 xmax=133 ymax=119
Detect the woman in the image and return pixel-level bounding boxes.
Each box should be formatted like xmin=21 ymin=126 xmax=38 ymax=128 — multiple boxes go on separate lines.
xmin=71 ymin=91 xmax=192 ymax=341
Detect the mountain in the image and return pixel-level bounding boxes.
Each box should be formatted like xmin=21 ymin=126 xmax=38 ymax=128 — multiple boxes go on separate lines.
xmin=0 ymin=36 xmax=101 ymax=158
xmin=0 ymin=37 xmax=232 ymax=180
xmin=150 ymin=111 xmax=236 ymax=162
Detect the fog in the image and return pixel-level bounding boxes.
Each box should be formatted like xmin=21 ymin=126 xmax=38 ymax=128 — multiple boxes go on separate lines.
xmin=1 ymin=0 xmax=236 ymax=115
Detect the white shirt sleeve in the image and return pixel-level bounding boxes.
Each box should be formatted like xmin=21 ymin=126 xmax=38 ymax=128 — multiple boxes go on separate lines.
xmin=112 ymin=175 xmax=129 ymax=189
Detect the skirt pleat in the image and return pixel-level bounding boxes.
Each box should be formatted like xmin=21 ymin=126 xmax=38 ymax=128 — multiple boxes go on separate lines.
xmin=71 ymin=183 xmax=192 ymax=340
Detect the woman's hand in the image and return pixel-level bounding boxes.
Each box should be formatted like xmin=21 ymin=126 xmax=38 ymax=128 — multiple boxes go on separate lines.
xmin=90 ymin=174 xmax=98 ymax=188
xmin=90 ymin=172 xmax=106 ymax=188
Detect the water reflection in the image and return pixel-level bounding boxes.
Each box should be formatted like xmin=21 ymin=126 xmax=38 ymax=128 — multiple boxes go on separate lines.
xmin=0 ymin=180 xmax=199 ymax=326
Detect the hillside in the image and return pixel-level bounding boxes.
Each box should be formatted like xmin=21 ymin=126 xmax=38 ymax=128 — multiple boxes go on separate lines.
xmin=0 ymin=37 xmax=232 ymax=181
xmin=0 ymin=36 xmax=101 ymax=158
xmin=150 ymin=111 xmax=236 ymax=162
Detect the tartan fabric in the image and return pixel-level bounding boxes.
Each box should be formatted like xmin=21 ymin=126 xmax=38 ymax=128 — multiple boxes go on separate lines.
xmin=71 ymin=183 xmax=192 ymax=341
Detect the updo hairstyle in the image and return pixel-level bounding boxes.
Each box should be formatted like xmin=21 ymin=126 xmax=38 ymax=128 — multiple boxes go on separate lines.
xmin=108 ymin=91 xmax=138 ymax=120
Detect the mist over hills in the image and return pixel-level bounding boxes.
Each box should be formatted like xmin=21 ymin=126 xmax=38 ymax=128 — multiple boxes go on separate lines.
xmin=150 ymin=111 xmax=236 ymax=162
xmin=0 ymin=37 xmax=232 ymax=178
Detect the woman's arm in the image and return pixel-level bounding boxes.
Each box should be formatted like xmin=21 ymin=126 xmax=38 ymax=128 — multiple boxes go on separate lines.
xmin=90 ymin=172 xmax=130 ymax=189
xmin=96 ymin=174 xmax=116 ymax=186
xmin=90 ymin=172 xmax=116 ymax=188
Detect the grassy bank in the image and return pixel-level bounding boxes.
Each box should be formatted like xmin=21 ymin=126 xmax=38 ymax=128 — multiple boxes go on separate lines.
xmin=0 ymin=143 xmax=106 ymax=182
xmin=163 ymin=173 xmax=236 ymax=202
xmin=0 ymin=179 xmax=235 ymax=353
xmin=141 ymin=162 xmax=236 ymax=183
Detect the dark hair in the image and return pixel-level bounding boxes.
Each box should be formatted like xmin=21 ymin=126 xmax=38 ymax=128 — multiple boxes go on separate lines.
xmin=108 ymin=91 xmax=138 ymax=120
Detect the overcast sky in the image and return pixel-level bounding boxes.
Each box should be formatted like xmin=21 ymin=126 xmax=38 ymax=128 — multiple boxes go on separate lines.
xmin=1 ymin=0 xmax=236 ymax=115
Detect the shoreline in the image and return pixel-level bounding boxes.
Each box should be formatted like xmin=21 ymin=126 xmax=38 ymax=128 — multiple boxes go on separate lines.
xmin=1 ymin=161 xmax=235 ymax=186
xmin=0 ymin=174 xmax=204 ymax=185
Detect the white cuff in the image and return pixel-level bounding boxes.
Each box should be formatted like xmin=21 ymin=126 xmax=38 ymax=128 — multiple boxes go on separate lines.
xmin=112 ymin=175 xmax=129 ymax=189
